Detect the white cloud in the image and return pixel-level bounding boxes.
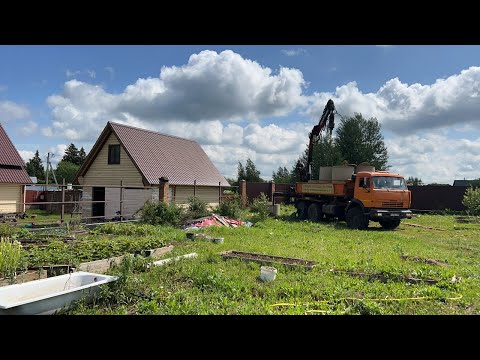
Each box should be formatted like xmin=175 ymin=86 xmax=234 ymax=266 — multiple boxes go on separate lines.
xmin=66 ymin=69 xmax=96 ymax=79
xmin=18 ymin=150 xmax=35 ymax=163
xmin=0 ymin=101 xmax=30 ymax=121
xmin=19 ymin=121 xmax=38 ymax=136
xmin=86 ymin=70 xmax=96 ymax=79
xmin=47 ymin=50 xmax=307 ymax=141
xmin=281 ymin=48 xmax=307 ymax=56
xmin=308 ymin=66 xmax=480 ymax=135
xmin=66 ymin=69 xmax=81 ymax=78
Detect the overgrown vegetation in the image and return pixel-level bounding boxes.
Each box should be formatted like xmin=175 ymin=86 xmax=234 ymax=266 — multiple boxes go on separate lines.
xmin=216 ymin=195 xmax=243 ymax=220
xmin=140 ymin=200 xmax=183 ymax=227
xmin=183 ymin=196 xmax=211 ymax=221
xmin=25 ymin=223 xmax=182 ymax=268
xmin=249 ymin=192 xmax=270 ymax=220
xmin=0 ymin=238 xmax=26 ymax=280
xmin=65 ymin=209 xmax=480 ymax=315
xmin=462 ymin=186 xmax=480 ymax=215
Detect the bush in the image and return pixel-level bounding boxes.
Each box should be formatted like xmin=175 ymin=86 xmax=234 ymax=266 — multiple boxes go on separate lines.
xmin=462 ymin=187 xmax=480 ymax=215
xmin=0 ymin=238 xmax=26 ymax=280
xmin=140 ymin=200 xmax=183 ymax=227
xmin=0 ymin=224 xmax=16 ymax=238
xmin=250 ymin=192 xmax=270 ymax=220
xmin=217 ymin=195 xmax=242 ymax=220
xmin=93 ymin=223 xmax=159 ymax=236
xmin=186 ymin=196 xmax=210 ymax=219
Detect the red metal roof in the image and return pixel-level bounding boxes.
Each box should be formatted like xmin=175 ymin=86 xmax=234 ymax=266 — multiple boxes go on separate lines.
xmin=81 ymin=122 xmax=229 ymax=186
xmin=0 ymin=124 xmax=32 ymax=184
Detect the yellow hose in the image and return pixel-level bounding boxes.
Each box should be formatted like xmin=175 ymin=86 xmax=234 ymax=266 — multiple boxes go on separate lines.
xmin=271 ymin=293 xmax=463 ymax=314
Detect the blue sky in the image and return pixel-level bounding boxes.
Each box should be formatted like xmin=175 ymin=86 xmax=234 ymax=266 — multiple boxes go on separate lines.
xmin=1 ymin=45 xmax=480 ymax=183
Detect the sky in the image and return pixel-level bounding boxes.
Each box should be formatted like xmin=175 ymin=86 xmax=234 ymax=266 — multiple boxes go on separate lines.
xmin=1 ymin=45 xmax=480 ymax=184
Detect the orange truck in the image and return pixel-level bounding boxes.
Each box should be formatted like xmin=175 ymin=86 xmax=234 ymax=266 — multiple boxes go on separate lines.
xmin=293 ymin=99 xmax=412 ymax=230
xmin=295 ymin=166 xmax=412 ymax=229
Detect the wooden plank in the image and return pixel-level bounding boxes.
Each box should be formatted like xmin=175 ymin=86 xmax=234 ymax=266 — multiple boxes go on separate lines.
xmin=221 ymin=250 xmax=316 ymax=269
xmin=78 ymin=245 xmax=174 ymax=274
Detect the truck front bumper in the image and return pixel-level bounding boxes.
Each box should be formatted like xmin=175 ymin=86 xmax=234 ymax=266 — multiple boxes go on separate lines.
xmin=368 ymin=209 xmax=413 ymax=220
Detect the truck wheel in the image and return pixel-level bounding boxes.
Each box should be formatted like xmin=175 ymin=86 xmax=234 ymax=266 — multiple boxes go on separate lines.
xmin=379 ymin=219 xmax=401 ymax=230
xmin=307 ymin=203 xmax=323 ymax=222
xmin=297 ymin=201 xmax=308 ymax=220
xmin=346 ymin=207 xmax=369 ymax=230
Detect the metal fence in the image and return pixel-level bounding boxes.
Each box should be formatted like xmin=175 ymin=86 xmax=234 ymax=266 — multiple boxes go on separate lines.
xmin=244 ymin=182 xmax=469 ymax=211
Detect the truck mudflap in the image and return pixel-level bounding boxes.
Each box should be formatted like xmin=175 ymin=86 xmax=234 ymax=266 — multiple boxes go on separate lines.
xmin=368 ymin=209 xmax=412 ymax=220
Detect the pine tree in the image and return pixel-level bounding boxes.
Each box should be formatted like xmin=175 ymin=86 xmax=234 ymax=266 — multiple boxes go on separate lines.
xmin=25 ymin=150 xmax=45 ymax=181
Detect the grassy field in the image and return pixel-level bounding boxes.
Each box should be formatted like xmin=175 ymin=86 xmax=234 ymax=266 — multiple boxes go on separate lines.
xmin=65 ymin=206 xmax=480 ymax=315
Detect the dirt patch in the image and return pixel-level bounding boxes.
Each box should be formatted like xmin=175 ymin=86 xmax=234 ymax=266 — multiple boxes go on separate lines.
xmin=221 ymin=250 xmax=316 ymax=269
xmin=400 ymin=255 xmax=447 ymax=266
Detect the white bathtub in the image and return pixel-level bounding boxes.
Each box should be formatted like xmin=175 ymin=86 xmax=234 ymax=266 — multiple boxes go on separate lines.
xmin=0 ymin=271 xmax=118 ymax=315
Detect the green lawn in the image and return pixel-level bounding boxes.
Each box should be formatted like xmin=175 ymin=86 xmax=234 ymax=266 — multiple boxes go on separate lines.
xmin=64 ymin=207 xmax=480 ymax=315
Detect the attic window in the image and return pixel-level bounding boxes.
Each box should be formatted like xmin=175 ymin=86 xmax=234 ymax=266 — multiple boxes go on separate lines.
xmin=108 ymin=144 xmax=120 ymax=164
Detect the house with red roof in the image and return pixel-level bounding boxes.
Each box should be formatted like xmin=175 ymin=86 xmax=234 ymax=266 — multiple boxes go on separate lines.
xmin=0 ymin=124 xmax=32 ymax=213
xmin=75 ymin=122 xmax=229 ymax=220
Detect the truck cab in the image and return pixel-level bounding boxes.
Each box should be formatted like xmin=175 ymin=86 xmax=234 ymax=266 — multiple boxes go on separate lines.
xmin=351 ymin=171 xmax=412 ymax=229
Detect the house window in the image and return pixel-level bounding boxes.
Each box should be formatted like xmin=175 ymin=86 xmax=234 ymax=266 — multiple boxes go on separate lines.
xmin=108 ymin=144 xmax=120 ymax=164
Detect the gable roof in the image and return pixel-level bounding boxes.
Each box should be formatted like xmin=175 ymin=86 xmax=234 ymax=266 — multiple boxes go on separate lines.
xmin=77 ymin=122 xmax=229 ymax=187
xmin=0 ymin=123 xmax=32 ymax=184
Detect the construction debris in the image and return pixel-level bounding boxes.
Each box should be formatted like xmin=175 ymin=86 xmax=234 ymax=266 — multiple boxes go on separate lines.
xmin=184 ymin=214 xmax=249 ymax=229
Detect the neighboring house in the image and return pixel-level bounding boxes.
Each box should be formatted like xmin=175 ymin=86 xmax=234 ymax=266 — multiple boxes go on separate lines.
xmin=0 ymin=123 xmax=33 ymax=213
xmin=75 ymin=122 xmax=229 ymax=220
xmin=453 ymin=179 xmax=477 ymax=187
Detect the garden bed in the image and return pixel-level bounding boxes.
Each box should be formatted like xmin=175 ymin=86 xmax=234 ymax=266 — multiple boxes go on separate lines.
xmin=221 ymin=250 xmax=316 ymax=269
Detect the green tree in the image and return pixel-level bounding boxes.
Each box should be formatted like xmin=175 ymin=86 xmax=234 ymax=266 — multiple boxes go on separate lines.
xmin=335 ymin=113 xmax=389 ymax=170
xmin=406 ymin=177 xmax=423 ymax=186
xmin=62 ymin=143 xmax=80 ymax=165
xmin=78 ymin=147 xmax=87 ymax=165
xmin=25 ymin=150 xmax=45 ymax=181
xmin=245 ymin=158 xmax=263 ymax=182
xmin=462 ymin=186 xmax=480 ymax=215
xmin=237 ymin=162 xmax=246 ymax=183
xmin=272 ymin=166 xmax=294 ymax=183
xmin=237 ymin=158 xmax=264 ymax=183
xmin=311 ymin=136 xmax=343 ymax=178
xmin=55 ymin=160 xmax=80 ymax=183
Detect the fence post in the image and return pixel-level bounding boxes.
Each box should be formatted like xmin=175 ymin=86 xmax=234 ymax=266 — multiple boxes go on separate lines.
xmin=240 ymin=180 xmax=247 ymax=207
xmin=194 ymin=179 xmax=196 ymax=198
xmin=120 ymin=180 xmax=124 ymax=221
xmin=270 ymin=180 xmax=275 ymax=214
xmin=61 ymin=178 xmax=65 ymax=223
xmin=218 ymin=181 xmax=221 ymax=204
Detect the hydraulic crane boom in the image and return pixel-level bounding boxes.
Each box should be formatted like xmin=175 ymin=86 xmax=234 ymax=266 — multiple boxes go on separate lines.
xmin=305 ymin=99 xmax=335 ymax=180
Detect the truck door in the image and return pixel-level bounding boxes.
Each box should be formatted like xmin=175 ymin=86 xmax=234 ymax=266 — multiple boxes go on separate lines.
xmin=355 ymin=176 xmax=374 ymax=208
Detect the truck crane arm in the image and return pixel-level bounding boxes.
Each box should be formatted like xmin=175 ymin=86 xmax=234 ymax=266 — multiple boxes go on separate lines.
xmin=305 ymin=99 xmax=335 ymax=180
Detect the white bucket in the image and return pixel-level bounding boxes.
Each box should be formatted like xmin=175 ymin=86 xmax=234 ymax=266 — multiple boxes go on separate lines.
xmin=260 ymin=266 xmax=277 ymax=282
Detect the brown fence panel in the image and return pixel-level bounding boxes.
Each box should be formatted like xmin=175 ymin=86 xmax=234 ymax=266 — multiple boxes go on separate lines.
xmin=408 ymin=186 xmax=468 ymax=211
xmin=246 ymin=182 xmax=270 ymax=204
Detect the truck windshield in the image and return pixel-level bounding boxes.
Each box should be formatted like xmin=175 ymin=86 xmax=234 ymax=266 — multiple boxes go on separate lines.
xmin=373 ymin=176 xmax=407 ymax=190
